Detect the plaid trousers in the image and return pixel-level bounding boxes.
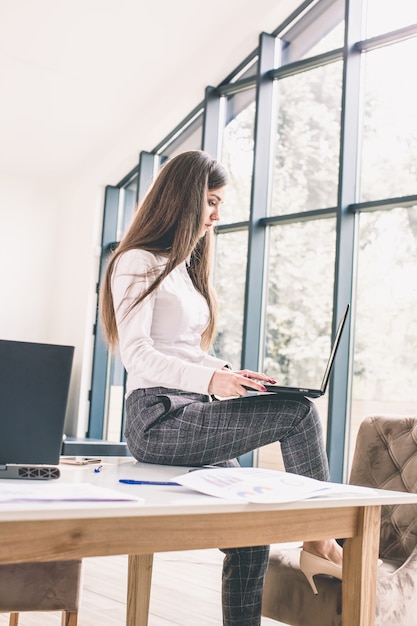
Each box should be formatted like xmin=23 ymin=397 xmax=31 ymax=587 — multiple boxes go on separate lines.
xmin=125 ymin=388 xmax=330 ymax=626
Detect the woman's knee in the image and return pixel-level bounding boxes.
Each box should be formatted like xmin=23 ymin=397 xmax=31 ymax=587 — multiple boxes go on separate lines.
xmin=298 ymin=397 xmax=322 ymax=427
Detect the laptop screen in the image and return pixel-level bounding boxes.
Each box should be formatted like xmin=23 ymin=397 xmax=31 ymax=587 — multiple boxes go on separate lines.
xmin=320 ymin=304 xmax=350 ymax=393
xmin=0 ymin=339 xmax=74 ymax=465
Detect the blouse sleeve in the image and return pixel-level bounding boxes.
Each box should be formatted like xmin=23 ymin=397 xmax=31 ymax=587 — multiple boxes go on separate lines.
xmin=111 ymin=250 xmax=226 ymax=394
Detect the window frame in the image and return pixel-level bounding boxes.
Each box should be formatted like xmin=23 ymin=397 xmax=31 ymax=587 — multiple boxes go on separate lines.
xmin=88 ymin=0 xmax=417 ymax=481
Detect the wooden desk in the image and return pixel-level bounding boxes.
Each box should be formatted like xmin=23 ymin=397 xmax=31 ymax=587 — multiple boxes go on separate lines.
xmin=1 ymin=458 xmax=416 ymax=626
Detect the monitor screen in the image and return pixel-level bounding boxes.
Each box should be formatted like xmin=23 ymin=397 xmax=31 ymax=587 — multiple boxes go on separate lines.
xmin=0 ymin=339 xmax=74 ymax=465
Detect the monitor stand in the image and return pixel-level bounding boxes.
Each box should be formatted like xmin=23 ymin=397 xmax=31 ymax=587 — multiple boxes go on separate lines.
xmin=0 ymin=464 xmax=60 ymax=480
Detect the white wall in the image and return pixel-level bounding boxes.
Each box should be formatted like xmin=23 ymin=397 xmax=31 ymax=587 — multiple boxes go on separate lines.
xmin=0 ymin=0 xmax=302 ymax=438
xmin=0 ymin=169 xmax=106 ymax=437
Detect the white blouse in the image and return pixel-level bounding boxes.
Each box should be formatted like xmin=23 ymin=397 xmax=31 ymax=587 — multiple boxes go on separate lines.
xmin=111 ymin=249 xmax=229 ymax=396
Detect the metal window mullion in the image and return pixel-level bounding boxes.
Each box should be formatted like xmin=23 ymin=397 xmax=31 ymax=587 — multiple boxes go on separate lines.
xmin=120 ymin=188 xmax=136 ymax=242
xmin=137 ymin=151 xmax=157 ymax=205
xmin=88 ymin=186 xmax=120 ymax=438
xmin=350 ymin=193 xmax=417 ymax=213
xmin=268 ymin=47 xmax=344 ymax=80
xmin=355 ymin=22 xmax=417 ymax=52
xmin=326 ymin=0 xmax=364 ymax=482
xmin=241 ymin=32 xmax=278 ymax=371
xmin=217 ymin=76 xmax=257 ymax=98
xmin=260 ymin=206 xmax=337 ymax=226
xmin=202 ymin=86 xmax=224 ymax=157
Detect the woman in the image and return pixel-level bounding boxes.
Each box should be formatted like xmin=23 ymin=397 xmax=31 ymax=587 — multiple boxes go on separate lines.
xmin=100 ymin=150 xmax=342 ymax=625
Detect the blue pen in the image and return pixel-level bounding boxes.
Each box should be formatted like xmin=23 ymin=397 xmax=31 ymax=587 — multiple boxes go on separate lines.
xmin=119 ymin=479 xmax=181 ymax=486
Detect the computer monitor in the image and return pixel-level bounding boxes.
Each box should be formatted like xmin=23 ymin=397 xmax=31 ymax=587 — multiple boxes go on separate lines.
xmin=0 ymin=339 xmax=74 ymax=467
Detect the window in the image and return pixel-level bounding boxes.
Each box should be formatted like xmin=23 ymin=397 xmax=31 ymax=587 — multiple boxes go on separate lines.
xmin=212 ymin=89 xmax=256 ymax=365
xmin=359 ymin=38 xmax=417 ymax=202
xmin=348 ymin=205 xmax=417 ymax=463
xmin=220 ymin=91 xmax=256 ymax=224
xmin=365 ymin=0 xmax=417 ymax=37
xmin=271 ymin=61 xmax=343 ymax=215
xmin=213 ymin=230 xmax=249 ymax=367
xmin=92 ymin=0 xmax=417 ymax=481
xmin=262 ymin=218 xmax=336 ymax=388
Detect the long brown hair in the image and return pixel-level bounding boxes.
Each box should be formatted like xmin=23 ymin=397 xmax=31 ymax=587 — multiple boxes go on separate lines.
xmin=100 ymin=150 xmax=228 ymax=350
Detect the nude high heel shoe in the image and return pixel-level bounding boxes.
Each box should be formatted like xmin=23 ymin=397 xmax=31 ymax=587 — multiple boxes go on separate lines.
xmin=299 ymin=549 xmax=342 ymax=595
xmin=300 ymin=550 xmax=382 ymax=595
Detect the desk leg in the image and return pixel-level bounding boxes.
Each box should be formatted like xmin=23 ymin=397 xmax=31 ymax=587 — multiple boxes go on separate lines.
xmin=342 ymin=505 xmax=381 ymax=626
xmin=127 ymin=553 xmax=154 ymax=626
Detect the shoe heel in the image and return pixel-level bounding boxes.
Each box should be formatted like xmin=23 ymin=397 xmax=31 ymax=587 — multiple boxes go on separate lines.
xmin=303 ymin=571 xmax=318 ymax=595
xmin=299 ymin=549 xmax=343 ymax=595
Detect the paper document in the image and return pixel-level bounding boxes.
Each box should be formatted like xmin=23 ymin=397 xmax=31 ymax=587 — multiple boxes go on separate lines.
xmin=0 ymin=482 xmax=143 ymax=504
xmin=174 ymin=467 xmax=369 ymax=504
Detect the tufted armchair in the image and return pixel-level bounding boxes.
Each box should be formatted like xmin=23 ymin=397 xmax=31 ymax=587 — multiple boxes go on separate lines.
xmin=261 ymin=415 xmax=417 ymax=626
xmin=0 ymin=560 xmax=82 ymax=626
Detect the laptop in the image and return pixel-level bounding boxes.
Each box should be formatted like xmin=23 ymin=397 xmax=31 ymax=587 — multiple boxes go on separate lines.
xmin=0 ymin=339 xmax=74 ymax=479
xmin=247 ymin=304 xmax=350 ymax=398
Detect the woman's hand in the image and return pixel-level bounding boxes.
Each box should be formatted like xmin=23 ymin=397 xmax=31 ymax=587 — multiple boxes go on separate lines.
xmin=208 ymin=368 xmax=276 ymax=398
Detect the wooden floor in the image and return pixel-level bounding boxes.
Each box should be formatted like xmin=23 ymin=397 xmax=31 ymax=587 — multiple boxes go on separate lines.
xmin=0 ymin=550 xmax=283 ymax=626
